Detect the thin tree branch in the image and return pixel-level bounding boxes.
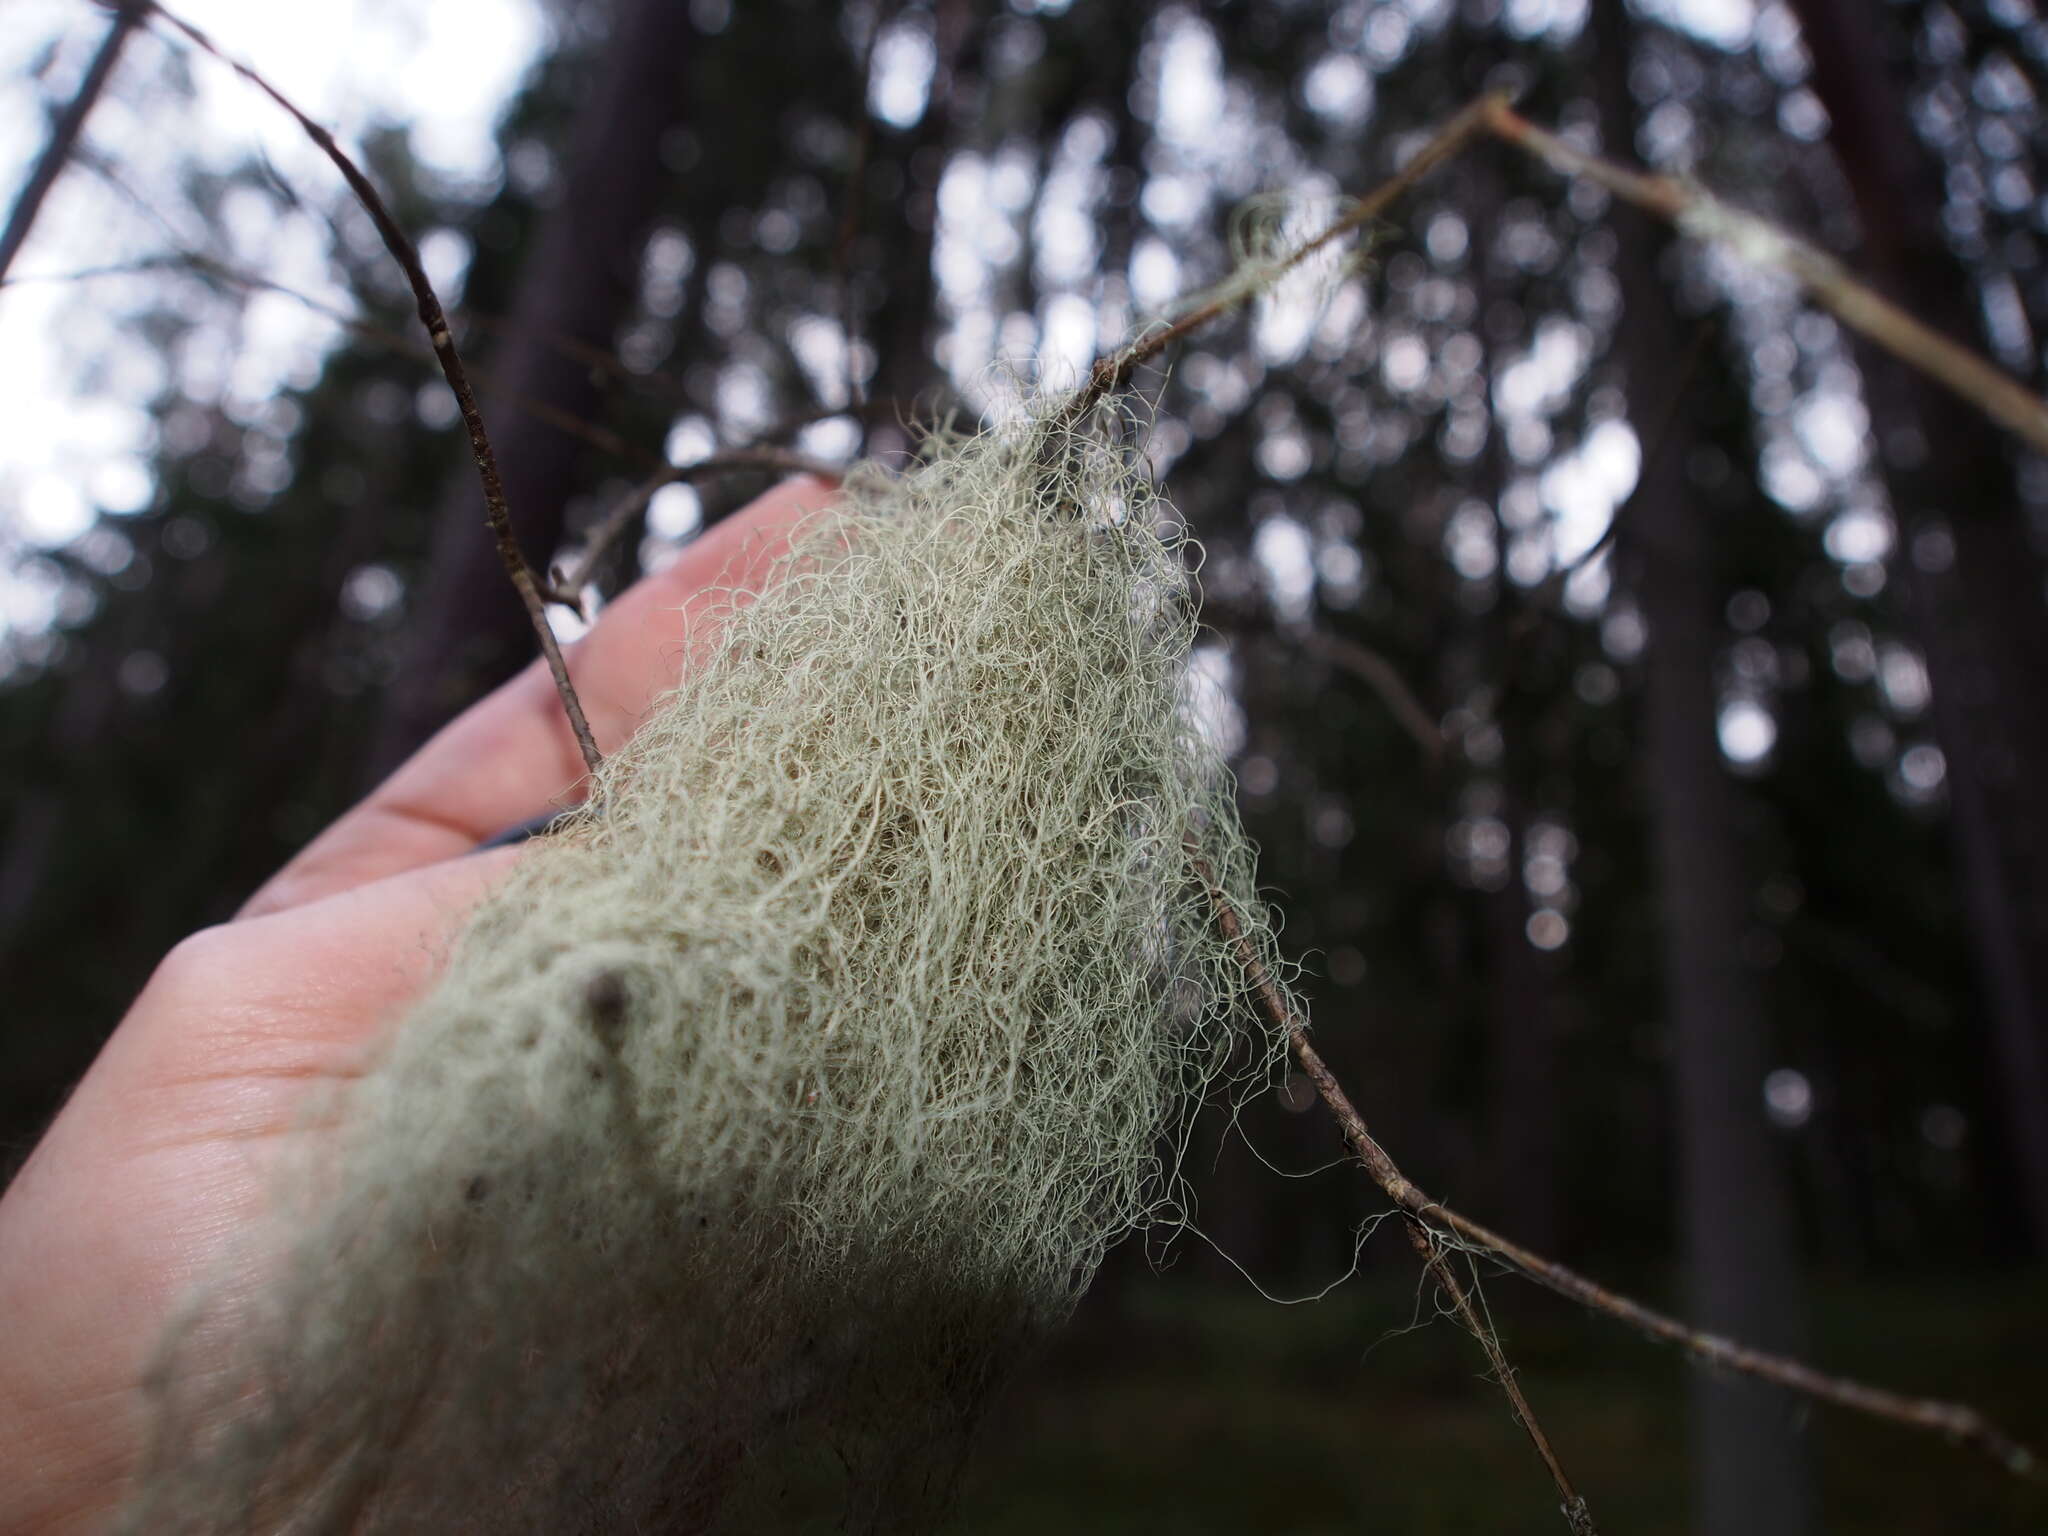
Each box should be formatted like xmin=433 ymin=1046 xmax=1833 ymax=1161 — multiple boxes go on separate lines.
xmin=146 ymin=2 xmax=604 ymax=778
xmin=1294 ymin=628 xmax=1446 ymax=760
xmin=1483 ymin=99 xmax=2048 ymax=459
xmin=542 ymin=448 xmax=846 ymax=607
xmin=1059 ymin=90 xmax=1511 ymax=432
xmin=1508 ymin=317 xmax=1714 ymax=668
xmin=1403 ymin=1220 xmax=1596 ymax=1534
xmin=1047 ymin=87 xmax=2042 ymax=1489
xmin=1553 ymin=319 xmax=1711 ymax=593
xmin=0 ymin=1 xmax=142 ymax=285
xmin=1203 ymin=605 xmax=1445 ymax=762
xmin=0 ymin=245 xmax=704 ymax=474
xmin=1194 ymin=854 xmax=2044 ymax=1485
xmin=1191 ymin=849 xmax=1593 ymax=1533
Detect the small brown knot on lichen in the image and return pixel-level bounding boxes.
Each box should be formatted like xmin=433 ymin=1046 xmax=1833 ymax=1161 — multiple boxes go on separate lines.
xmin=583 ymin=969 xmax=628 ymax=1040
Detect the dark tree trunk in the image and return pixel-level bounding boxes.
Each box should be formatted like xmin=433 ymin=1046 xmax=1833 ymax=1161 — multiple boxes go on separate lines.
xmin=1475 ymin=152 xmax=1563 ymax=1256
xmin=1481 ymin=796 xmax=1564 ymax=1254
xmin=1593 ymin=4 xmax=1814 ymax=1532
xmin=864 ymin=0 xmax=979 ymax=445
xmin=366 ymin=0 xmax=698 ymax=782
xmin=1784 ymin=0 xmax=2048 ymax=1253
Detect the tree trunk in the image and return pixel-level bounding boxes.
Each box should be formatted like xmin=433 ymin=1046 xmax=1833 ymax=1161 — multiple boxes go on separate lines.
xmin=1784 ymin=0 xmax=2048 ymax=1253
xmin=366 ymin=0 xmax=698 ymax=781
xmin=1593 ymin=4 xmax=1814 ymax=1532
xmin=1475 ymin=149 xmax=1563 ymax=1256
xmin=1481 ymin=796 xmax=1564 ymax=1254
xmin=863 ymin=0 xmax=979 ymax=445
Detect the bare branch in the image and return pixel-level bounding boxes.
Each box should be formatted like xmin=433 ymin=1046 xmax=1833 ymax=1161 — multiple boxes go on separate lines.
xmin=1294 ymin=629 xmax=1446 ymax=759
xmin=1484 ymin=99 xmax=2048 ymax=460
xmin=1195 ymin=853 xmax=2044 ymax=1485
xmin=1191 ymin=848 xmax=1593 ymax=1530
xmin=0 ymin=1 xmax=143 ymax=285
xmin=145 ymin=2 xmax=604 ymax=778
xmin=542 ymin=448 xmax=846 ymax=608
xmin=1060 ymin=90 xmax=1511 ymax=432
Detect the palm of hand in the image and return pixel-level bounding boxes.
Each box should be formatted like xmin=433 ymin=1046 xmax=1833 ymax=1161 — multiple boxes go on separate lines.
xmin=0 ymin=481 xmax=824 ymax=1533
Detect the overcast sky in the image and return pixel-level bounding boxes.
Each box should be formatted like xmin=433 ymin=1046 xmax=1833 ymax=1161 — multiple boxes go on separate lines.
xmin=0 ymin=0 xmax=542 ymax=639
xmin=0 ymin=0 xmax=1762 ymax=654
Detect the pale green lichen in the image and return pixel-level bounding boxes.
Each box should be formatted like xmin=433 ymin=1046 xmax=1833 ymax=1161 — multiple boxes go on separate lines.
xmin=123 ymin=404 xmax=1292 ymax=1533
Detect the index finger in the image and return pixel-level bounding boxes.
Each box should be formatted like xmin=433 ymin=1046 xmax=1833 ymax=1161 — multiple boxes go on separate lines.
xmin=238 ymin=474 xmax=834 ymax=921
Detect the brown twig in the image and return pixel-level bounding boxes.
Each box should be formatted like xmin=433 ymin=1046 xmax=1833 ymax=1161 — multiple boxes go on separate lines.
xmin=0 ymin=1 xmax=142 ymax=284
xmin=1549 ymin=319 xmax=1711 ymax=597
xmin=1194 ymin=853 xmax=2044 ymax=1485
xmin=146 ymin=2 xmax=603 ymax=777
xmin=1192 ymin=849 xmax=1593 ymax=1531
xmin=1202 ymin=604 xmax=1444 ymax=762
xmin=1406 ymin=1222 xmax=1596 ymax=1534
xmin=1058 ymin=90 xmax=1511 ymax=432
xmin=68 ymin=134 xmax=709 ymax=420
xmin=542 ymin=447 xmax=846 ymax=607
xmin=4 ymin=243 xmax=686 ymax=475
xmin=1482 ymin=99 xmax=2048 ymax=459
xmin=1295 ymin=629 xmax=1446 ymax=759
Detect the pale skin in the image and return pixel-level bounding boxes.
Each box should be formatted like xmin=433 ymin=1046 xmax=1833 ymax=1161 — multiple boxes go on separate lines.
xmin=0 ymin=477 xmax=830 ymax=1534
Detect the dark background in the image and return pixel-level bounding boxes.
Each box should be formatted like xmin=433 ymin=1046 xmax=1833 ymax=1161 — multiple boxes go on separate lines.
xmin=3 ymin=0 xmax=2046 ymax=1529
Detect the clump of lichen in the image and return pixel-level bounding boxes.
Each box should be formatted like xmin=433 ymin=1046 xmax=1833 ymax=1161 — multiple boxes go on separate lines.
xmin=123 ymin=406 xmax=1290 ymax=1533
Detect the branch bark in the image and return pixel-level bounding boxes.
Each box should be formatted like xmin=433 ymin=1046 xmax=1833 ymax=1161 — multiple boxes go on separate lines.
xmin=0 ymin=1 xmax=142 ymax=285
xmin=1190 ymin=849 xmax=1597 ymax=1534
xmin=359 ymin=0 xmax=704 ymax=781
xmin=146 ymin=2 xmax=603 ymax=778
xmin=1480 ymin=99 xmax=2048 ymax=458
xmin=1193 ymin=852 xmax=2042 ymax=1484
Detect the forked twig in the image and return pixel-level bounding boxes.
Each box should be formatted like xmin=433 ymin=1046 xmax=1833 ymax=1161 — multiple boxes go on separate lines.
xmin=1060 ymin=90 xmax=1510 ymax=431
xmin=1192 ymin=849 xmax=1594 ymax=1532
xmin=542 ymin=447 xmax=845 ymax=608
xmin=1482 ymin=99 xmax=2048 ymax=458
xmin=1193 ymin=855 xmax=2043 ymax=1485
xmin=145 ymin=1 xmax=604 ymax=777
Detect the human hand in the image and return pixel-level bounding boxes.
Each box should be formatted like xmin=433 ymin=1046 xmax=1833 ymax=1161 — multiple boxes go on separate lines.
xmin=0 ymin=476 xmax=830 ymax=1534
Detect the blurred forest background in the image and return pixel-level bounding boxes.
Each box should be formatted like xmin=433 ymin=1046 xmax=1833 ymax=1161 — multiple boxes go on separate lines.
xmin=3 ymin=0 xmax=2047 ymax=1530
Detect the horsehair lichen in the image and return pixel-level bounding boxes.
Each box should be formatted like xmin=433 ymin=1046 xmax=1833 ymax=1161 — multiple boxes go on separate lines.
xmin=122 ymin=398 xmax=1295 ymax=1533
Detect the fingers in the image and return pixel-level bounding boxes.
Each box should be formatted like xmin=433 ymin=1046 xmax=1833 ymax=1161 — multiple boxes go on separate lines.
xmin=131 ymin=848 xmax=527 ymax=1114
xmin=238 ymin=474 xmax=833 ymax=921
xmin=0 ymin=844 xmax=525 ymax=1485
xmin=60 ymin=847 xmax=526 ymax=1157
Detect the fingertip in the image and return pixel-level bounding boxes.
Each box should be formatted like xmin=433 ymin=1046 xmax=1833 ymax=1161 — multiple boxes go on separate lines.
xmin=614 ymin=471 xmax=836 ymax=626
